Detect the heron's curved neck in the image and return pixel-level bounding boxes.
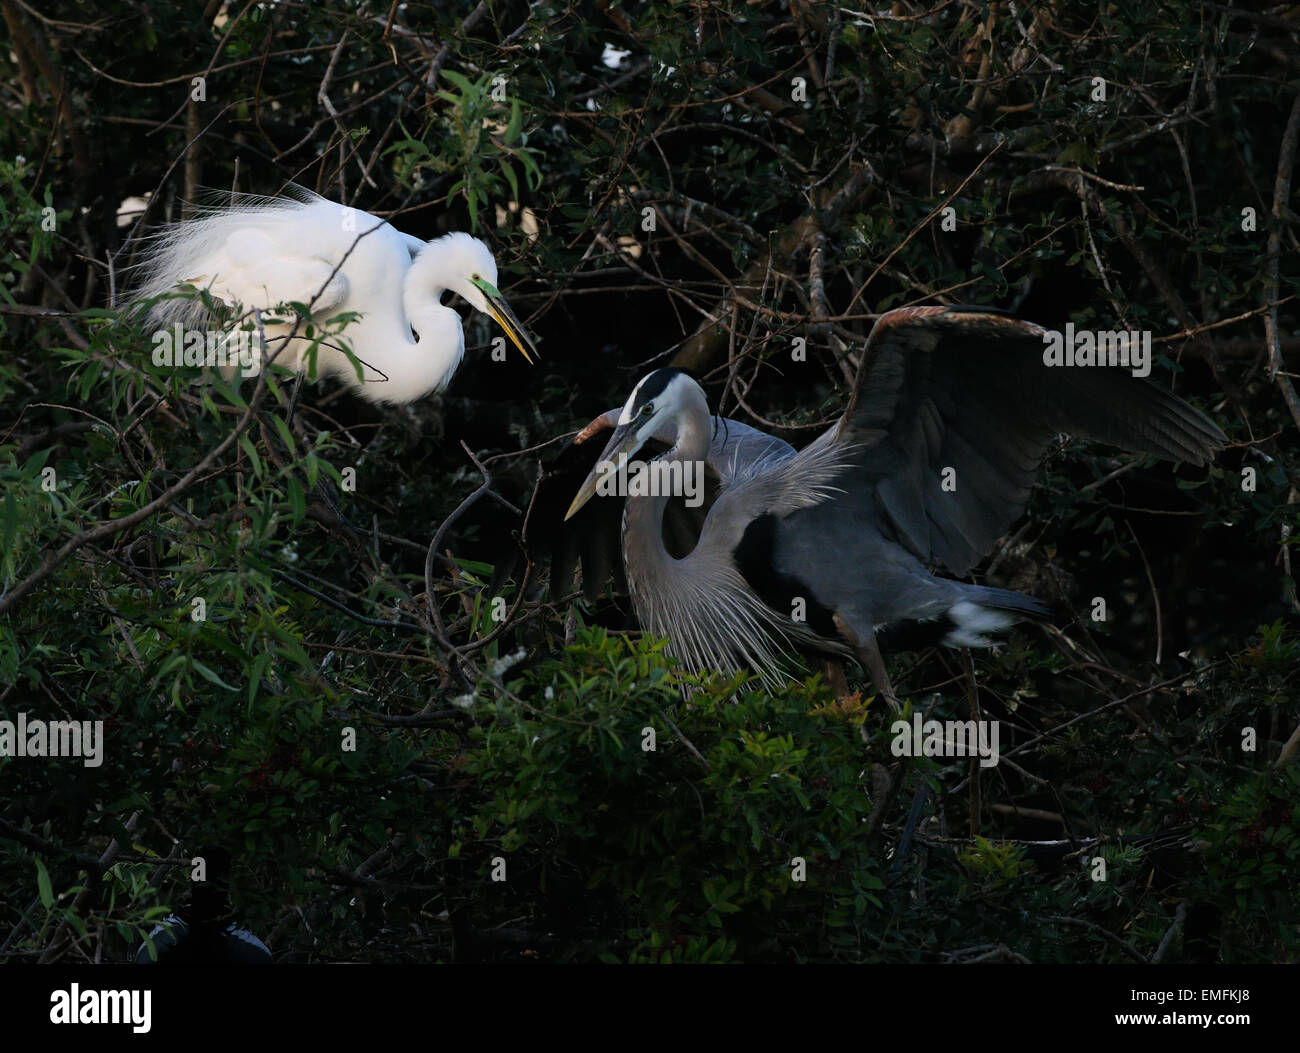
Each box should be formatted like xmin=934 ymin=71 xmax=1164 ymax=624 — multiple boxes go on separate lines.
xmin=621 ymin=387 xmax=790 ymax=682
xmin=625 ymin=388 xmax=711 ymax=566
xmin=668 ymin=394 xmax=711 ymax=465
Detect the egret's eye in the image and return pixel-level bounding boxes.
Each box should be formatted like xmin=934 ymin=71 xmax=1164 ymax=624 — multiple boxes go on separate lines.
xmin=640 ymin=403 xmax=654 ymax=418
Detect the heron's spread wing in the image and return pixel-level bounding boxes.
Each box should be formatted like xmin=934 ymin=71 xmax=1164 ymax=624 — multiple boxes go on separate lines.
xmin=833 ymin=306 xmax=1226 ymax=575
xmin=529 ymin=419 xmax=637 ymax=600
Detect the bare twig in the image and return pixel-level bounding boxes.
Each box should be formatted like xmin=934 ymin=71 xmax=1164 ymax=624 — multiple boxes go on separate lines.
xmin=1265 ymin=95 xmax=1300 ymax=431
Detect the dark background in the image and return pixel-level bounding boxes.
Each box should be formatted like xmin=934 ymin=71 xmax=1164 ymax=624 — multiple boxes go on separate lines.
xmin=0 ymin=0 xmax=1296 ymax=963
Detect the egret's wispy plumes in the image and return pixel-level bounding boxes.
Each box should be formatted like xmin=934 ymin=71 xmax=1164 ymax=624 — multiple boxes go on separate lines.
xmin=126 ymin=187 xmax=538 ymax=404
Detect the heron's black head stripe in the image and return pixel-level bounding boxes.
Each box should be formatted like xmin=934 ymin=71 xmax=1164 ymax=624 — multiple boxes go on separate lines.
xmin=619 ymin=367 xmax=695 ymax=424
xmin=631 ymin=367 xmax=688 ymax=407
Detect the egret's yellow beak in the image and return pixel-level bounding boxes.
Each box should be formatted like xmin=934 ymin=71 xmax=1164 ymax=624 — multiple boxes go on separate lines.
xmin=565 ymin=420 xmax=648 ymax=521
xmin=470 ymin=276 xmax=539 ymax=364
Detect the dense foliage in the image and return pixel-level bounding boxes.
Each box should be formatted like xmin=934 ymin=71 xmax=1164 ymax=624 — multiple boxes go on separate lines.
xmin=0 ymin=0 xmax=1297 ymax=963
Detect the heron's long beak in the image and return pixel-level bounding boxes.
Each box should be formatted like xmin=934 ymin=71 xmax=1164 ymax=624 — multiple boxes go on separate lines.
xmin=470 ymin=276 xmax=539 ymax=364
xmin=564 ymin=421 xmax=649 ymax=521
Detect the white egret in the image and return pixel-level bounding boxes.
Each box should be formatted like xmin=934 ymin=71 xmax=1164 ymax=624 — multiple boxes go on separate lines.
xmin=129 ymin=188 xmax=538 ymax=403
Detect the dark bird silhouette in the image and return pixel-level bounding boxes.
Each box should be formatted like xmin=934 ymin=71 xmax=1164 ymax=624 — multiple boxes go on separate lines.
xmin=135 ymin=846 xmax=271 ymax=964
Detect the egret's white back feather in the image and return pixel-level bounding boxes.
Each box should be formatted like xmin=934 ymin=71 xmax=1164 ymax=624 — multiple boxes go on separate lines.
xmin=122 ymin=189 xmax=516 ymax=403
xmin=127 ymin=187 xmax=348 ymax=330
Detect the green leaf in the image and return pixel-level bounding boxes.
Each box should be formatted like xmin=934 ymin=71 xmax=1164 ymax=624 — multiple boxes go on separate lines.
xmin=286 ymin=476 xmax=305 ymax=525
xmin=248 ymin=651 xmax=273 ymax=708
xmin=1 ymin=491 xmax=17 ymax=554
xmin=441 ymin=69 xmax=477 ymax=96
xmin=505 ymin=99 xmax=522 ymax=145
xmin=501 ymin=160 xmax=519 ymax=202
xmin=520 ymin=150 xmax=542 ymax=191
xmin=35 ymin=858 xmax=54 ymax=909
xmin=239 ymin=435 xmax=263 ymax=478
xmin=192 ymin=660 xmax=237 ymax=691
xmin=272 ymin=414 xmax=296 ymax=453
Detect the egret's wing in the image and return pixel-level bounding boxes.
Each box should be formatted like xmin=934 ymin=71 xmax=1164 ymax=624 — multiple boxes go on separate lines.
xmin=830 ymin=305 xmax=1225 ymax=575
xmin=170 ymin=228 xmax=349 ymax=321
xmin=129 ymin=196 xmax=353 ymax=330
xmin=401 ymin=233 xmax=426 ymax=258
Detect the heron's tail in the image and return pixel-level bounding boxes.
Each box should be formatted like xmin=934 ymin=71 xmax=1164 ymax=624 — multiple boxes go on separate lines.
xmin=942 ymin=585 xmax=1051 ymax=648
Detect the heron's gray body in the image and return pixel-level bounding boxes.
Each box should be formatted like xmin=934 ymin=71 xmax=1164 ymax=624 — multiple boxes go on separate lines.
xmin=618 ymin=394 xmax=852 ymax=686
xmin=559 ymin=307 xmax=1225 ymax=695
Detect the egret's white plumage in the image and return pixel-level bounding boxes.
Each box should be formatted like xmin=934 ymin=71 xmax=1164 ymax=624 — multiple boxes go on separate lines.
xmin=128 ymin=188 xmax=537 ymax=403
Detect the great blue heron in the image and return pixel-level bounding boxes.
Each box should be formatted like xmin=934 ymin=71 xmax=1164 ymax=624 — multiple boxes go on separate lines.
xmin=551 ymin=307 xmax=1225 ymax=703
xmin=135 ymin=846 xmax=270 ymax=964
xmin=128 ymin=188 xmax=538 ymax=403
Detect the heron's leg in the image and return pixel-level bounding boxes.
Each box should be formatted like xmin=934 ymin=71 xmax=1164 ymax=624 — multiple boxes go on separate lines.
xmin=832 ymin=613 xmax=901 ymax=713
xmin=822 ymin=656 xmax=872 ymax=744
xmin=821 ymin=657 xmax=851 ymax=699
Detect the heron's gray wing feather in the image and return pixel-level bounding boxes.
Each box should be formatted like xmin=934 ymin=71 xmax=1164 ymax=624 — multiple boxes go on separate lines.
xmin=701 ymin=425 xmax=853 ymax=551
xmin=704 ymin=417 xmax=797 ymax=486
xmin=833 ymin=306 xmax=1225 ymax=575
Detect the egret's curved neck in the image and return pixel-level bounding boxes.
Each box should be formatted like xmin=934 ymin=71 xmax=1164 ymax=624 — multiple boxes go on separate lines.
xmin=373 ymin=251 xmax=463 ymax=403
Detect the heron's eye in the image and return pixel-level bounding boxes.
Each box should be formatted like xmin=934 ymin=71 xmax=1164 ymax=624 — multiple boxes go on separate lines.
xmin=641 ymin=403 xmax=654 ymax=418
